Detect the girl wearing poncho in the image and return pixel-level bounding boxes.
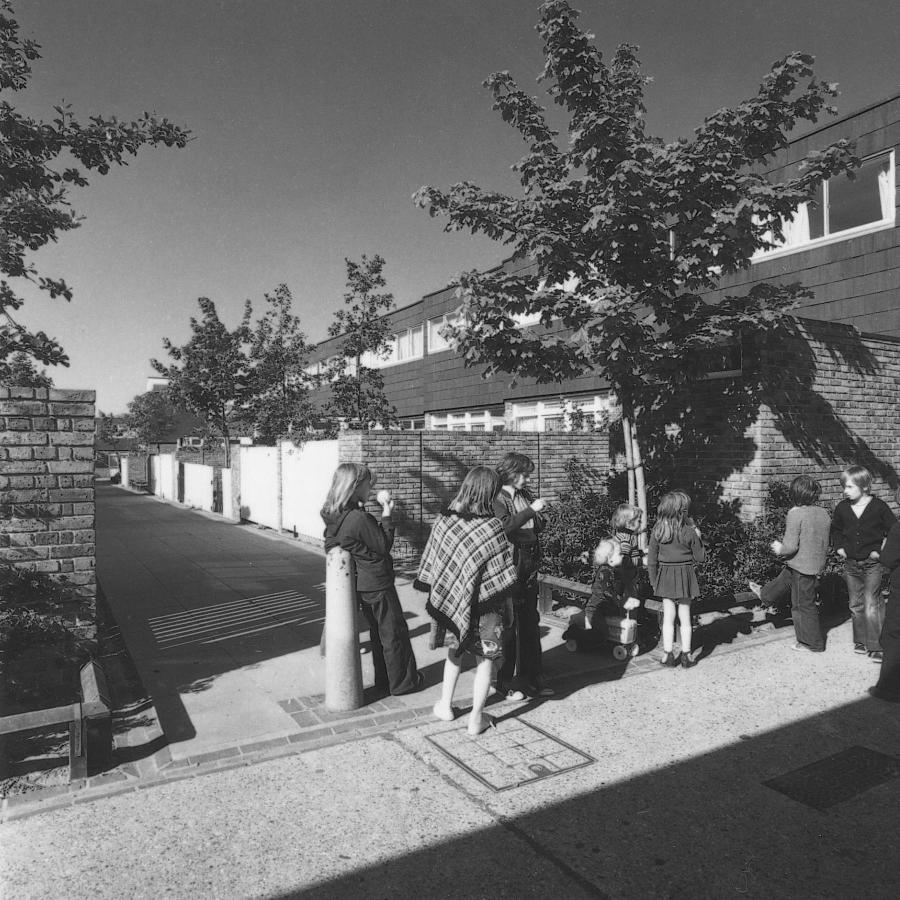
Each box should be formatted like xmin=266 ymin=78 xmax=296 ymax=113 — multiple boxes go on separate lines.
xmin=415 ymin=466 xmax=517 ymax=735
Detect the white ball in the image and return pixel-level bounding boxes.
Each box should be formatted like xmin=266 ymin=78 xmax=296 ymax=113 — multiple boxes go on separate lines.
xmin=377 ymin=489 xmax=391 ymax=505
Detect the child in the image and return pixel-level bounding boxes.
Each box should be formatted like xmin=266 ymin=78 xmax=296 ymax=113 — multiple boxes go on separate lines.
xmin=869 ymin=490 xmax=900 ymax=702
xmin=749 ymin=475 xmax=831 ymax=652
xmin=583 ymin=537 xmax=641 ymax=630
xmin=415 ymin=467 xmax=518 ymax=735
xmin=648 ymin=491 xmax=705 ymax=668
xmin=611 ymin=503 xmax=645 ymax=600
xmin=830 ymin=464 xmax=896 ymax=660
xmin=322 ymin=463 xmax=423 ymax=696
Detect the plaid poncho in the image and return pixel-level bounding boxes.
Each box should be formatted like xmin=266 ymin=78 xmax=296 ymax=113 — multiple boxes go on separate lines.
xmin=415 ymin=513 xmax=517 ymax=646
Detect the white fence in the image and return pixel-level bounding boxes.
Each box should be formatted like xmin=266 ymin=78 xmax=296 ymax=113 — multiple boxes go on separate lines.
xmin=127 ymin=440 xmax=339 ymax=544
xmin=239 ymin=446 xmax=281 ymax=530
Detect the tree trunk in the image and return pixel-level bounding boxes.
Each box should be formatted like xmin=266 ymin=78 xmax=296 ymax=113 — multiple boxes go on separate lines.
xmin=630 ymin=419 xmax=648 ymax=553
xmin=622 ymin=416 xmax=636 ymax=507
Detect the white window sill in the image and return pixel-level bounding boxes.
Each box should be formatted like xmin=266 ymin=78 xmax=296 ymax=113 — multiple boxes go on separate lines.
xmin=751 ymin=218 xmax=895 ymax=265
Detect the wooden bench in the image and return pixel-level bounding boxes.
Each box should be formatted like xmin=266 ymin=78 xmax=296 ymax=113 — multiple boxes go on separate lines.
xmin=0 ymin=661 xmax=113 ymax=781
xmin=538 ymin=573 xmax=665 ymax=628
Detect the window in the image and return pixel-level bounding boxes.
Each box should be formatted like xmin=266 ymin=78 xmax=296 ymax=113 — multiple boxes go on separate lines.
xmin=509 ymin=395 xmax=612 ymax=432
xmin=426 ymin=410 xmax=505 ymax=431
xmin=427 ymin=313 xmax=464 ymax=353
xmin=755 ymin=150 xmax=895 ymax=260
xmin=359 ymin=326 xmax=423 ymax=368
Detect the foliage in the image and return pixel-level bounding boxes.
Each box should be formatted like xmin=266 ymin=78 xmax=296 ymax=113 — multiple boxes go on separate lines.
xmin=0 ymin=0 xmax=190 ymax=369
xmin=152 ymin=297 xmax=251 ymax=467
xmin=325 ymin=255 xmax=398 ymax=428
xmin=238 ymin=284 xmax=316 ymax=443
xmin=414 ymin=0 xmax=858 ymax=521
xmin=540 ymin=457 xmax=619 ymax=581
xmin=0 ymin=564 xmax=88 ymax=711
xmin=124 ymin=388 xmax=181 ymax=445
xmin=0 ymin=352 xmax=53 ymax=386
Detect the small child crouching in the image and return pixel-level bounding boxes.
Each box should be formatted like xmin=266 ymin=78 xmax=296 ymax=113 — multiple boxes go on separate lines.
xmin=584 ymin=537 xmax=641 ymax=630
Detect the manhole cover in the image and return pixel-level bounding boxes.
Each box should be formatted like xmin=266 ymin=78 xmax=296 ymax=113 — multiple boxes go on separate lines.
xmin=763 ymin=745 xmax=900 ymax=810
xmin=425 ymin=718 xmax=595 ymax=792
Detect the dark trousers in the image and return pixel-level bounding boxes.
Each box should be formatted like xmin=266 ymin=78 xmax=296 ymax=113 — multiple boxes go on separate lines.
xmin=497 ymin=565 xmax=543 ymax=688
xmin=874 ymin=592 xmax=900 ymax=698
xmin=359 ymin=586 xmax=419 ymax=695
xmin=844 ymin=558 xmax=885 ymax=651
xmin=761 ymin=566 xmax=823 ymax=651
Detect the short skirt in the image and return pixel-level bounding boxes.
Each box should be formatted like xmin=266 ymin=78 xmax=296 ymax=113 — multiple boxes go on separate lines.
xmin=653 ymin=562 xmax=700 ymax=602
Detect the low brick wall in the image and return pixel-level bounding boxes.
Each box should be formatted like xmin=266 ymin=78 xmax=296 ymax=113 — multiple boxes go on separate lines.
xmin=0 ymin=386 xmax=97 ymax=642
xmin=339 ymin=430 xmax=610 ymax=559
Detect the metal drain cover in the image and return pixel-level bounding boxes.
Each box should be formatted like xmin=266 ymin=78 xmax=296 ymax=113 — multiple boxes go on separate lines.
xmin=426 ymin=718 xmax=595 ymax=792
xmin=763 ymin=745 xmax=900 ymax=809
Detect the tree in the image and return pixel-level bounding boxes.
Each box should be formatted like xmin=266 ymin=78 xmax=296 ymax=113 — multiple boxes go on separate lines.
xmin=0 ymin=351 xmax=53 ymax=386
xmin=414 ymin=0 xmax=857 ymax=541
xmin=125 ymin=388 xmax=181 ymax=446
xmin=151 ymin=298 xmax=251 ymax=468
xmin=0 ymin=1 xmax=190 ymax=369
xmin=239 ymin=284 xmax=316 ymax=443
xmin=325 ymin=255 xmax=397 ymax=428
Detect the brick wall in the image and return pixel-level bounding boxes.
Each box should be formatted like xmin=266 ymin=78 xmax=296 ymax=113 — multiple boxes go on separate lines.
xmin=0 ymin=386 xmax=97 ymax=642
xmin=339 ymin=430 xmax=610 ymax=558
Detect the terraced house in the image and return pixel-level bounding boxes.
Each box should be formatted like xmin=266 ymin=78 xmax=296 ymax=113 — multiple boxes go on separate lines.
xmin=309 ymin=92 xmax=899 ymax=442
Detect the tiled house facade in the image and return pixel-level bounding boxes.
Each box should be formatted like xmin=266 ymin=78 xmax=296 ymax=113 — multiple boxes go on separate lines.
xmin=310 ymin=93 xmax=900 ymax=437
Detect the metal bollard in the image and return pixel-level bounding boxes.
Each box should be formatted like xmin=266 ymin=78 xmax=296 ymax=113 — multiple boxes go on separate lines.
xmin=324 ymin=547 xmax=364 ymax=711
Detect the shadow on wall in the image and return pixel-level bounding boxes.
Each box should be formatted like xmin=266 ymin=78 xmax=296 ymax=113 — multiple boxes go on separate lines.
xmin=622 ymin=317 xmax=898 ymax=522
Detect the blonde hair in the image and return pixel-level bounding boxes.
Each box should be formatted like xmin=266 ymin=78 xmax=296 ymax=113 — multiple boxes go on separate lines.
xmin=593 ymin=537 xmax=620 ymax=566
xmin=321 ymin=463 xmax=373 ymax=517
xmin=611 ymin=503 xmax=642 ymax=533
xmin=651 ymin=491 xmax=691 ymax=544
xmin=450 ymin=466 xmax=503 ymax=516
xmin=840 ymin=465 xmax=872 ymax=493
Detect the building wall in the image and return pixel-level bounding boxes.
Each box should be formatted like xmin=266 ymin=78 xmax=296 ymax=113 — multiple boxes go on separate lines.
xmin=338 ymin=430 xmax=611 ymax=559
xmin=0 ymin=386 xmax=97 ymax=642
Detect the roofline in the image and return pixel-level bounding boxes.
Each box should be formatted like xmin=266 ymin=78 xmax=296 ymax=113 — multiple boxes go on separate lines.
xmin=790 ymin=88 xmax=900 ymax=144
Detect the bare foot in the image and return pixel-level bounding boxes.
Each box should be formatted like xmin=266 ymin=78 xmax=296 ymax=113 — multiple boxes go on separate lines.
xmin=467 ymin=714 xmax=496 ymax=736
xmin=432 ymin=702 xmax=457 ymax=722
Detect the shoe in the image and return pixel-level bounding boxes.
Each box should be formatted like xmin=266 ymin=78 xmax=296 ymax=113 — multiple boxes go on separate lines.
xmin=681 ymin=652 xmax=697 ymax=669
xmin=748 ymin=581 xmax=762 ymax=600
xmin=868 ymin=650 xmax=884 ymax=662
xmin=525 ymin=682 xmax=555 ymax=698
xmin=854 ymin=643 xmax=868 ymax=654
xmin=659 ymin=651 xmax=680 ymax=667
xmin=868 ymin=685 xmax=900 ymax=702
xmin=495 ymin=682 xmax=526 ymax=701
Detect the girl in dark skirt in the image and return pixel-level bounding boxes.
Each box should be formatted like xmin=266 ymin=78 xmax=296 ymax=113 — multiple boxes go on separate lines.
xmin=648 ymin=491 xmax=705 ymax=669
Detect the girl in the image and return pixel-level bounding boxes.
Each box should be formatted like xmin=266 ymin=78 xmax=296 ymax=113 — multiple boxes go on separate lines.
xmin=648 ymin=491 xmax=705 ymax=668
xmin=415 ymin=467 xmax=518 ymax=735
xmin=493 ymin=452 xmax=553 ymax=699
xmin=869 ymin=487 xmax=900 ymax=702
xmin=749 ymin=475 xmax=831 ymax=652
xmin=610 ymin=502 xmax=645 ymax=600
xmin=583 ymin=537 xmax=641 ymax=630
xmin=830 ymin=465 xmax=896 ymax=660
xmin=321 ymin=463 xmax=423 ymax=696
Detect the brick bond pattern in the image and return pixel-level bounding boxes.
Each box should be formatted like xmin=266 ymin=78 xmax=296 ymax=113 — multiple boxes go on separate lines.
xmin=0 ymin=386 xmax=97 ymax=641
xmin=339 ymin=430 xmax=611 ymax=559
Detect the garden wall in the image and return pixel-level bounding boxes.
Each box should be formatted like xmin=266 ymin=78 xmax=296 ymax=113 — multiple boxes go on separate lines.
xmin=0 ymin=386 xmax=97 ymax=641
xmin=338 ymin=430 xmax=610 ymax=559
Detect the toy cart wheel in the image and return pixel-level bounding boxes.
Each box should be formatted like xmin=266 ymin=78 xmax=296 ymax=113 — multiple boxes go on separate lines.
xmin=612 ymin=644 xmax=628 ymax=661
xmin=565 ymin=639 xmax=579 ymax=653
xmin=629 ymin=643 xmax=640 ymax=657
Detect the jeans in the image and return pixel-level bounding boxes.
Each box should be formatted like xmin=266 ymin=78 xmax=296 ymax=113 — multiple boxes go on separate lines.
xmin=761 ymin=566 xmax=823 ymax=650
xmin=844 ymin=558 xmax=885 ymax=652
xmin=358 ymin=586 xmax=419 ymax=694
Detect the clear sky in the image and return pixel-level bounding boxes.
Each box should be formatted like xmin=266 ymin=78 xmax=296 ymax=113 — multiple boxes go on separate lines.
xmin=11 ymin=0 xmax=900 ymax=413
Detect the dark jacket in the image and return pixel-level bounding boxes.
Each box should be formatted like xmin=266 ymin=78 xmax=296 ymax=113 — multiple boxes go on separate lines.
xmin=493 ymin=488 xmax=543 ymax=583
xmin=830 ymin=497 xmax=896 ymax=561
xmin=878 ymin=520 xmax=900 ymax=600
xmin=322 ymin=505 xmax=395 ymax=593
xmin=584 ymin=564 xmax=624 ymax=629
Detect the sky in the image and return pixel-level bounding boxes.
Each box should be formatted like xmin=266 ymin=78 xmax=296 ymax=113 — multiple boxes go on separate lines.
xmin=10 ymin=0 xmax=900 ymax=413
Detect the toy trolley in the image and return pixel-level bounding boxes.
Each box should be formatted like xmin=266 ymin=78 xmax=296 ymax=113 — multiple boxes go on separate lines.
xmin=563 ymin=610 xmax=639 ymax=659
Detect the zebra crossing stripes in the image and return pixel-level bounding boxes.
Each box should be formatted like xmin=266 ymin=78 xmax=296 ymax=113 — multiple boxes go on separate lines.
xmin=148 ymin=589 xmax=324 ymax=650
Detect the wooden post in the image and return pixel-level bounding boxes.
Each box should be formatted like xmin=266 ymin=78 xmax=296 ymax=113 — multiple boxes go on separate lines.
xmin=324 ymin=548 xmax=363 ymax=711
